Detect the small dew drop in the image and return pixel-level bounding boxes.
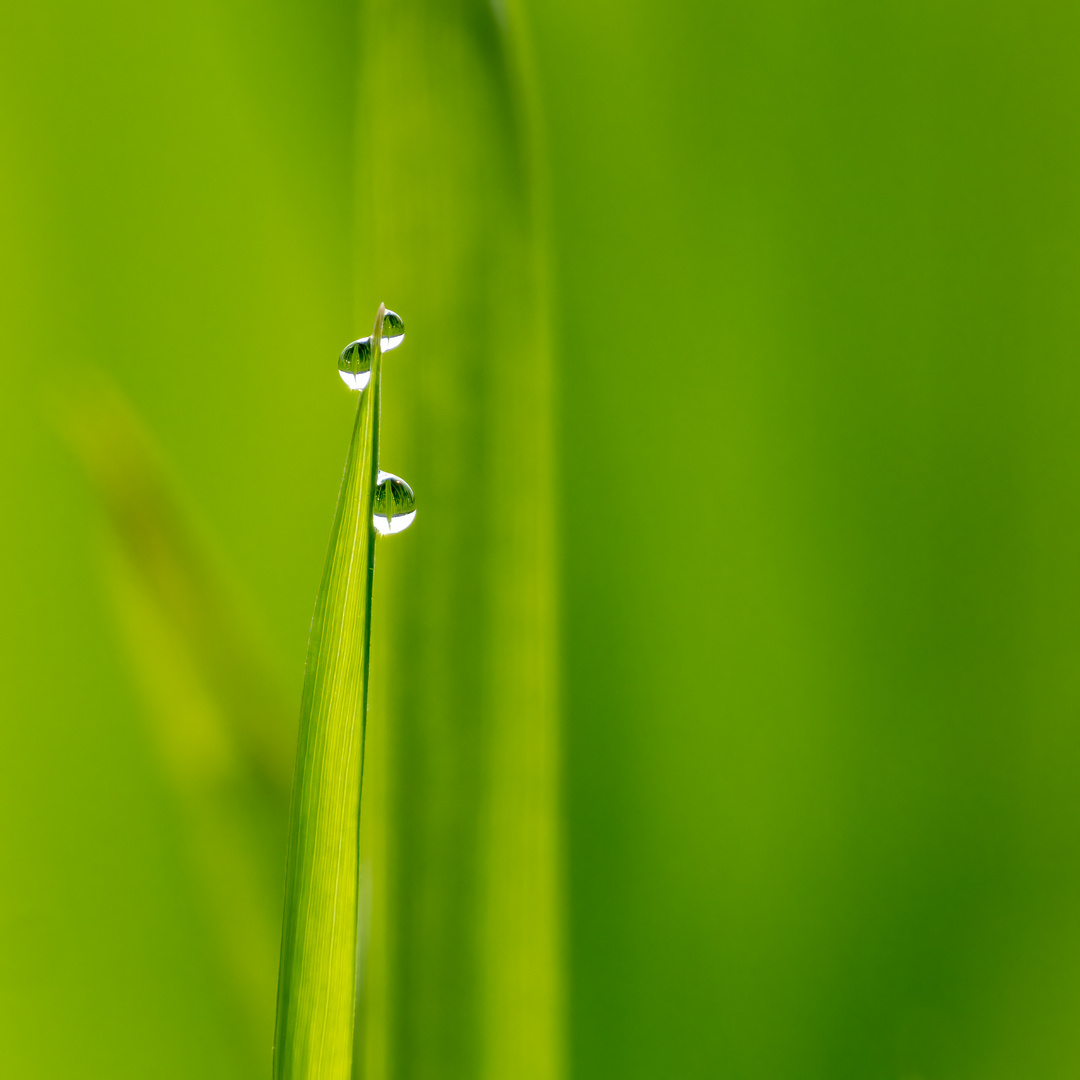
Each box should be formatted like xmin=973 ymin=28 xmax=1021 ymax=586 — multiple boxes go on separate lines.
xmin=381 ymin=310 xmax=405 ymax=352
xmin=373 ymin=470 xmax=416 ymax=535
xmin=339 ymin=336 xmax=373 ymax=390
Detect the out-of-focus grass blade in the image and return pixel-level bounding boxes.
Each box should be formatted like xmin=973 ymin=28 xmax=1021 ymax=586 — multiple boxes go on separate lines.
xmin=274 ymin=306 xmax=389 ymax=1080
xmin=64 ymin=384 xmax=297 ymax=799
xmin=353 ymin=2 xmax=563 ymax=1078
xmin=62 ymin=381 xmax=296 ymax=1070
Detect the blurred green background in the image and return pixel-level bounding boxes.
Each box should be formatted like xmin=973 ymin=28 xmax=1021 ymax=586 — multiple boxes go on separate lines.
xmin=4 ymin=0 xmax=1080 ymax=1078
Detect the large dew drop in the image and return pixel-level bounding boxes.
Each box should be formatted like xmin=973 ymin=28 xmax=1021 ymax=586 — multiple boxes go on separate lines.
xmin=381 ymin=310 xmax=405 ymax=352
xmin=338 ymin=336 xmax=373 ymax=390
xmin=373 ymin=470 xmax=416 ymax=535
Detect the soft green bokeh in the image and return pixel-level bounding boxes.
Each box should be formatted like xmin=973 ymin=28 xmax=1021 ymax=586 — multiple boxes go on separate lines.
xmin=534 ymin=2 xmax=1080 ymax=1078
xmin=0 ymin=1 xmax=356 ymax=1075
xmin=4 ymin=0 xmax=1080 ymax=1078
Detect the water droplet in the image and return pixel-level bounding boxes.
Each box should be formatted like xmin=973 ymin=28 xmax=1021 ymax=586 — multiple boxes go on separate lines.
xmin=381 ymin=310 xmax=405 ymax=352
xmin=373 ymin=470 xmax=416 ymax=535
xmin=339 ymin=336 xmax=372 ymax=390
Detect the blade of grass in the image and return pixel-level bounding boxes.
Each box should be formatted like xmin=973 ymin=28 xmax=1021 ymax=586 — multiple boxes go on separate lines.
xmin=63 ymin=383 xmax=298 ymax=801
xmin=274 ymin=304 xmax=389 ymax=1080
xmin=352 ymin=2 xmax=564 ymax=1078
xmin=62 ymin=381 xmax=295 ymax=1071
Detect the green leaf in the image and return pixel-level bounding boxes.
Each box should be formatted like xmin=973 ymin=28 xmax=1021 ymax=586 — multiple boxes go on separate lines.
xmin=274 ymin=305 xmax=390 ymax=1080
xmin=352 ymin=3 xmax=564 ymax=1078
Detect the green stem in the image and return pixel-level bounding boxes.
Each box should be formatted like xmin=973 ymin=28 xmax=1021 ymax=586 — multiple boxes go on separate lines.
xmin=273 ymin=304 xmax=387 ymax=1080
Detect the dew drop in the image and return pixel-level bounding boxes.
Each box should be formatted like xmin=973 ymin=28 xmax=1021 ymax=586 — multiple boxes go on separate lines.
xmin=338 ymin=336 xmax=372 ymax=390
xmin=373 ymin=470 xmax=416 ymax=535
xmin=381 ymin=310 xmax=405 ymax=352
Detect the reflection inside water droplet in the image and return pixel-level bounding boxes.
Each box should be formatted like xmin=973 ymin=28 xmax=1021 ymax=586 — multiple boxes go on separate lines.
xmin=338 ymin=336 xmax=372 ymax=390
xmin=373 ymin=470 xmax=416 ymax=535
xmin=381 ymin=310 xmax=405 ymax=352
